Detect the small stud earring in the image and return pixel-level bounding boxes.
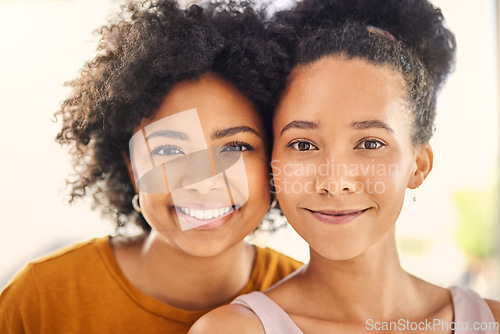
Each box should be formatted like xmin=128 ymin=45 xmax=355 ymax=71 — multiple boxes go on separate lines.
xmin=411 ymin=187 xmax=420 ymax=202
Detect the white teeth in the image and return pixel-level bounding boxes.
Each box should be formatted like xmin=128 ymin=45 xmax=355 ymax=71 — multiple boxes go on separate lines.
xmin=178 ymin=206 xmax=233 ymax=220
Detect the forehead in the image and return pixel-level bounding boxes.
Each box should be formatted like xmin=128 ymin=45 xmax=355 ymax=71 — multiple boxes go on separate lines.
xmin=275 ymin=56 xmax=408 ymax=125
xmin=146 ymin=73 xmax=263 ymax=131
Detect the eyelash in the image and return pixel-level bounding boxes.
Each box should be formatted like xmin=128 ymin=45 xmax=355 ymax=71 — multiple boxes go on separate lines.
xmin=354 ymin=138 xmax=387 ymax=150
xmin=287 ymin=138 xmax=387 ymax=152
xmin=151 ymin=144 xmax=184 ymax=156
xmin=221 ymin=141 xmax=255 ymax=152
xmin=150 ymin=141 xmax=255 ymax=156
xmin=287 ymin=139 xmax=318 ymax=152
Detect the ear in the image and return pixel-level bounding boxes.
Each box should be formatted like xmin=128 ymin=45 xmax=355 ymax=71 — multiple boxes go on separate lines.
xmin=122 ymin=150 xmax=139 ymax=193
xmin=408 ymin=143 xmax=433 ymax=189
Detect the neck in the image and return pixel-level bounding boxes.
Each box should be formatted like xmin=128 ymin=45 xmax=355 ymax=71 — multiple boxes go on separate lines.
xmin=299 ymin=227 xmax=418 ymax=321
xmin=133 ymin=232 xmax=255 ymax=310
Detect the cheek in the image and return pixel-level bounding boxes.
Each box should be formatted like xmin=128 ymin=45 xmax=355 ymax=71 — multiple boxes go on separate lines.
xmin=140 ymin=193 xmax=172 ymax=228
xmin=244 ymin=154 xmax=271 ymax=204
xmin=361 ymin=155 xmax=412 ymax=200
xmin=271 ymin=157 xmax=308 ymax=209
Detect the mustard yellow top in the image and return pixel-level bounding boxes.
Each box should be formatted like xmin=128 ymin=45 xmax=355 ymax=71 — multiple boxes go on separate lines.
xmin=0 ymin=236 xmax=302 ymax=334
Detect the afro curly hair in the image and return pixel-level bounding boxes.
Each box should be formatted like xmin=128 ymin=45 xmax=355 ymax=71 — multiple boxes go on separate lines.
xmin=55 ymin=0 xmax=293 ymax=232
xmin=273 ymin=0 xmax=457 ymax=144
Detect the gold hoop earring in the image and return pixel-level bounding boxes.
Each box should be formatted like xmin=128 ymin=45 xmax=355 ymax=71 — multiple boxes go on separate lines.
xmin=132 ymin=194 xmax=142 ymax=213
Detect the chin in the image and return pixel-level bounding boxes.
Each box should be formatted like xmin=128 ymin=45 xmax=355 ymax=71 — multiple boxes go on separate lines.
xmin=182 ymin=240 xmax=240 ymax=258
xmin=310 ymin=238 xmax=368 ymax=262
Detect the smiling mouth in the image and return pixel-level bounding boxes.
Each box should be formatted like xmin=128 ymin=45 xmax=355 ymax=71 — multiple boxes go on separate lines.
xmin=308 ymin=208 xmax=369 ymax=215
xmin=306 ymin=208 xmax=369 ymax=225
xmin=176 ymin=206 xmax=233 ymax=221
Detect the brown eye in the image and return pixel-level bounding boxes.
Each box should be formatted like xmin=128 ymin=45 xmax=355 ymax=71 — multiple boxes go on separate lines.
xmin=291 ymin=141 xmax=318 ymax=151
xmin=298 ymin=142 xmax=311 ymax=151
xmin=364 ymin=141 xmax=379 ymax=149
xmin=355 ymin=139 xmax=385 ymax=150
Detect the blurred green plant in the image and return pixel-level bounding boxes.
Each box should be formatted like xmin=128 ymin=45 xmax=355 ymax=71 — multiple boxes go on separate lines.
xmin=453 ymin=185 xmax=498 ymax=259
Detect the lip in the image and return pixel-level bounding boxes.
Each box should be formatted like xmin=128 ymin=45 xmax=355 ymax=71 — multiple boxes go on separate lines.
xmin=306 ymin=208 xmax=369 ymax=225
xmin=174 ymin=206 xmax=236 ymax=231
xmin=174 ymin=203 xmax=239 ymax=210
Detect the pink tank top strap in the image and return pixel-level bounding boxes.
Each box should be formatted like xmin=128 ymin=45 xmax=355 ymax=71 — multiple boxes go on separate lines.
xmin=232 ymin=288 xmax=498 ymax=333
xmin=449 ymin=286 xmax=498 ymax=334
xmin=231 ymin=291 xmax=303 ymax=334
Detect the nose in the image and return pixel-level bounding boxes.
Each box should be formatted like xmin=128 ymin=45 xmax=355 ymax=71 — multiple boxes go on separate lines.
xmin=314 ymin=152 xmax=357 ymax=197
xmin=184 ymin=172 xmax=227 ymax=194
xmin=165 ymin=148 xmax=227 ymax=193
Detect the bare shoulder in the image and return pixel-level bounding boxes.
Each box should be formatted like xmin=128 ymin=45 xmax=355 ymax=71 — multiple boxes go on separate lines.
xmin=486 ymin=299 xmax=500 ymax=322
xmin=189 ymin=304 xmax=265 ymax=334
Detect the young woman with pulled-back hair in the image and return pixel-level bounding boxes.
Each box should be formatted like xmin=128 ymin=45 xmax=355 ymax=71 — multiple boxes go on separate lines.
xmin=190 ymin=1 xmax=500 ymax=333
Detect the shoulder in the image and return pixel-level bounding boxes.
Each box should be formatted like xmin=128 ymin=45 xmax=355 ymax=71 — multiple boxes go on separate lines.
xmin=1 ymin=262 xmax=38 ymax=300
xmin=486 ymin=299 xmax=500 ymax=322
xmin=31 ymin=237 xmax=108 ymax=264
xmin=189 ymin=304 xmax=265 ymax=334
xmin=450 ymin=285 xmax=500 ymax=323
xmin=0 ymin=237 xmax=113 ymax=332
xmin=2 ymin=237 xmax=109 ymax=292
xmin=0 ymin=263 xmax=41 ymax=331
xmin=28 ymin=237 xmax=108 ymax=274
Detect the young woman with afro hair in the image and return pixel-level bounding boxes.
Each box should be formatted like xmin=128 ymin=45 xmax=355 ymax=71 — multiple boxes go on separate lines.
xmin=191 ymin=0 xmax=500 ymax=333
xmin=0 ymin=1 xmax=302 ymax=333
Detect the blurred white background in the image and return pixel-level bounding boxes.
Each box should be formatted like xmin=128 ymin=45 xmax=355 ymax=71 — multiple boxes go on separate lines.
xmin=0 ymin=0 xmax=499 ymax=299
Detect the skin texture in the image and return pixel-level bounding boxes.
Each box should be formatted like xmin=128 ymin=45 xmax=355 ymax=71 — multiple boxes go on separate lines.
xmin=56 ymin=0 xmax=291 ymax=232
xmin=272 ymin=56 xmax=419 ymax=261
xmin=189 ymin=57 xmax=500 ymax=333
xmin=113 ymin=73 xmax=271 ymax=310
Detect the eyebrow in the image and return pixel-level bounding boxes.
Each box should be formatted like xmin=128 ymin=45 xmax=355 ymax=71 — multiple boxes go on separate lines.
xmin=351 ymin=120 xmax=394 ymax=133
xmin=280 ymin=120 xmax=319 ymax=136
xmin=210 ymin=126 xmax=261 ymax=139
xmin=146 ymin=129 xmax=190 ymax=141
